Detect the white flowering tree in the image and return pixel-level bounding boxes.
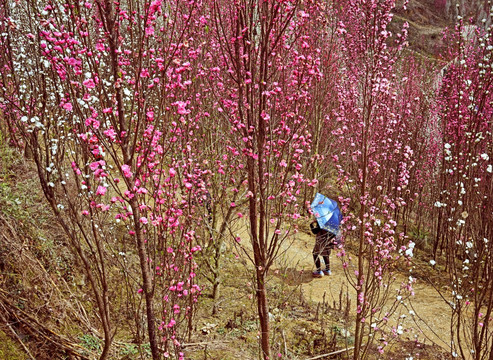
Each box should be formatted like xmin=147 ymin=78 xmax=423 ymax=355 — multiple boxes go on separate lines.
xmin=433 ymin=19 xmax=493 ymax=359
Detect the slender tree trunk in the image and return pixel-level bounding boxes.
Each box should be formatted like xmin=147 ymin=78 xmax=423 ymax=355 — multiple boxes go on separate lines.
xmin=130 ymin=200 xmax=160 ymax=360
xmin=211 ymin=251 xmax=221 ymax=315
xmin=99 ymin=331 xmax=111 ymax=360
xmin=354 ymin=90 xmax=371 ymax=359
xmin=256 ymin=270 xmax=270 ymax=360
xmin=353 ymin=184 xmax=366 ymax=360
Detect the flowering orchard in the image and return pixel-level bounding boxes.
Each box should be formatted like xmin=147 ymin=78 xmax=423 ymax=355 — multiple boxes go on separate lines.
xmin=330 ymin=0 xmax=434 ymax=357
xmin=433 ymin=20 xmax=493 ymax=359
xmin=1 ymin=0 xmax=206 ymax=358
xmin=1 ymin=0 xmax=493 ymax=359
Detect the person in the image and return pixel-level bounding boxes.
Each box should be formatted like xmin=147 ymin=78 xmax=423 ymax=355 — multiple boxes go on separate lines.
xmin=310 ymin=221 xmax=337 ymax=278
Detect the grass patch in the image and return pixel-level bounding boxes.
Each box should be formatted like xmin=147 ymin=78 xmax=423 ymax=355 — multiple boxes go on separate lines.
xmin=0 ymin=331 xmax=27 ymax=360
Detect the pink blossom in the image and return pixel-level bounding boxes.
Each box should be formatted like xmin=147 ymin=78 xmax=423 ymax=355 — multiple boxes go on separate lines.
xmin=121 ymin=164 xmax=133 ymax=178
xmin=175 ymin=101 xmax=188 ymax=115
xmin=62 ymin=102 xmax=73 ymax=111
xmin=140 ymin=68 xmax=149 ymax=78
xmin=83 ymin=78 xmax=96 ymax=89
xmin=146 ymin=110 xmax=154 ymax=121
xmin=96 ymin=186 xmax=107 ymax=196
xmin=140 ymin=217 xmax=148 ymax=224
xmin=89 ymin=161 xmax=101 ymax=171
xmin=124 ymin=190 xmax=134 ymax=199
xmin=103 ymin=128 xmax=116 ymax=140
xmin=149 ymin=0 xmax=163 ymax=15
xmin=145 ymin=26 xmax=154 ymax=36
xmin=260 ymin=111 xmax=270 ymax=121
xmin=71 ymin=162 xmax=82 ymax=175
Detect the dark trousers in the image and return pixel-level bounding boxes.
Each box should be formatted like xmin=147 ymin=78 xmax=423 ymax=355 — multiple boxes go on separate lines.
xmin=313 ymin=253 xmax=330 ymax=271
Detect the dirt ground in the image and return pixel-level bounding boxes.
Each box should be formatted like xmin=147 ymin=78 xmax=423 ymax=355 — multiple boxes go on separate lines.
xmin=272 ymin=230 xmax=456 ymax=356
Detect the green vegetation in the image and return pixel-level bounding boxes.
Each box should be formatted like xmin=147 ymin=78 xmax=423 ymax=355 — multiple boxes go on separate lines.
xmin=79 ymin=334 xmax=102 ymax=352
xmin=0 ymin=331 xmax=27 ymax=360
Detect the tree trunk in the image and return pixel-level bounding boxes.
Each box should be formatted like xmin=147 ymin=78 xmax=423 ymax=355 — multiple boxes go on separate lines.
xmin=131 ymin=200 xmax=160 ymax=360
xmin=354 ymin=89 xmax=371 ymax=360
xmin=256 ymin=270 xmax=270 ymax=360
xmin=211 ymin=262 xmax=221 ymax=316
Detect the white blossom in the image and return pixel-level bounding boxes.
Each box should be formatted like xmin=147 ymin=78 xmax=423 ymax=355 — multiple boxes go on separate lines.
xmin=434 ymin=201 xmax=445 ymax=208
xmin=405 ymin=242 xmax=415 ymax=257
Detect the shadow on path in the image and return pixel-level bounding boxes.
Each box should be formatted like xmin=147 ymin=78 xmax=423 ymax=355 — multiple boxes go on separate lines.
xmin=273 ymin=266 xmax=315 ymax=286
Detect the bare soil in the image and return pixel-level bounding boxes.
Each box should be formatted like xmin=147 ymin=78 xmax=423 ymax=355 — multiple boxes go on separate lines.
xmin=272 ymin=230 xmax=455 ymax=358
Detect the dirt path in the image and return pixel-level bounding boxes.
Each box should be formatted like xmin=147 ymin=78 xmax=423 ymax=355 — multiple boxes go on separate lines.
xmin=273 ymin=231 xmax=454 ymax=353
